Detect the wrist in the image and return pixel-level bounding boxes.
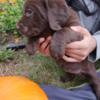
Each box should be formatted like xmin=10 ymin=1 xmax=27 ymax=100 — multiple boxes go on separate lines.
xmin=90 ymin=36 xmax=97 ymax=53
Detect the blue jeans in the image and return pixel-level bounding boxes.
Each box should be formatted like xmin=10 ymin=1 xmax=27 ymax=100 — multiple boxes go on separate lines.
xmin=40 ymin=71 xmax=100 ymax=100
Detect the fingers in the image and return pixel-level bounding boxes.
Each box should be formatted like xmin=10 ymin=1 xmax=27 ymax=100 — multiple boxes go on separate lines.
xmin=38 ymin=37 xmax=45 ymax=45
xmin=65 ymin=45 xmax=89 ymax=61
xmin=44 ymin=45 xmax=50 ymax=56
xmin=39 ymin=36 xmax=51 ymax=50
xmin=63 ymin=55 xmax=80 ymax=62
xmin=65 ymin=41 xmax=84 ymax=49
xmin=38 ymin=36 xmax=51 ymax=56
xmin=65 ymin=51 xmax=86 ymax=61
xmin=65 ymin=48 xmax=84 ymax=56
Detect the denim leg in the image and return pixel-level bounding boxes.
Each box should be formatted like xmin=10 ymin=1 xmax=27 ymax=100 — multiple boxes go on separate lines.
xmin=40 ymin=71 xmax=100 ymax=100
xmin=40 ymin=84 xmax=96 ymax=100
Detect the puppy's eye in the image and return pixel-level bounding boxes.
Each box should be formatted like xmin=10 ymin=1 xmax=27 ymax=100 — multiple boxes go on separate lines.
xmin=25 ymin=9 xmax=33 ymax=17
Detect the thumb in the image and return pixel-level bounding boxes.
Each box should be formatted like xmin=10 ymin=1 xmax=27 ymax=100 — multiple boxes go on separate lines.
xmin=70 ymin=26 xmax=90 ymax=36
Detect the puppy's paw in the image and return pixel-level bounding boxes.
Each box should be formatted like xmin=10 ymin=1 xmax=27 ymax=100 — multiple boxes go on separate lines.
xmin=26 ymin=44 xmax=36 ymax=55
xmin=50 ymin=47 xmax=63 ymax=60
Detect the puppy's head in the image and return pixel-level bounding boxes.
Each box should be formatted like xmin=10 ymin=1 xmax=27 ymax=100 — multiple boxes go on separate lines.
xmin=17 ymin=0 xmax=48 ymax=37
xmin=17 ymin=0 xmax=68 ymax=37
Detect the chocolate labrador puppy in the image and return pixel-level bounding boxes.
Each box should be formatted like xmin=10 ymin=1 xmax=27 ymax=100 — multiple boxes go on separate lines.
xmin=16 ymin=0 xmax=100 ymax=99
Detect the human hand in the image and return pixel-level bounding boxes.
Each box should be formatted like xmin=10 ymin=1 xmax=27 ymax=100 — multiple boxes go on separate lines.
xmin=38 ymin=36 xmax=52 ymax=56
xmin=63 ymin=26 xmax=97 ymax=62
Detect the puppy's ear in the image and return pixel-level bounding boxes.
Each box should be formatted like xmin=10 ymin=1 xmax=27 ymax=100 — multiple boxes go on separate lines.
xmin=45 ymin=0 xmax=68 ymax=31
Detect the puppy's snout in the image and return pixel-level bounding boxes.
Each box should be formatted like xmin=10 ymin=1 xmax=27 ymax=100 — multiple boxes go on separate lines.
xmin=16 ymin=23 xmax=20 ymax=30
xmin=16 ymin=23 xmax=28 ymax=33
xmin=16 ymin=23 xmax=24 ymax=29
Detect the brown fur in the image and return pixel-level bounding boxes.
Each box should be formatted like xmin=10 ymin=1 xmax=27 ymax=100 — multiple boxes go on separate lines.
xmin=16 ymin=0 xmax=100 ymax=99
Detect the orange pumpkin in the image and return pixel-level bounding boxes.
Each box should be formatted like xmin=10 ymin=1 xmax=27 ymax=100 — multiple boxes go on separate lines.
xmin=0 ymin=76 xmax=48 ymax=100
xmin=0 ymin=0 xmax=7 ymax=3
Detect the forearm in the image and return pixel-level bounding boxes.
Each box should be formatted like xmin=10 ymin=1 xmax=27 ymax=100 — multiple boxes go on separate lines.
xmin=88 ymin=31 xmax=100 ymax=62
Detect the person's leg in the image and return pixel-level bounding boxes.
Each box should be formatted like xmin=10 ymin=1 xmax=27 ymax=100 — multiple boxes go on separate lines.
xmin=40 ymin=71 xmax=100 ymax=100
xmin=41 ymin=84 xmax=96 ymax=100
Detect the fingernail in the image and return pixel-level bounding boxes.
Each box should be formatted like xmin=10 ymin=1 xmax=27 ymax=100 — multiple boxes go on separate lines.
xmin=47 ymin=36 xmax=51 ymax=41
xmin=39 ymin=38 xmax=45 ymax=43
xmin=71 ymin=26 xmax=78 ymax=31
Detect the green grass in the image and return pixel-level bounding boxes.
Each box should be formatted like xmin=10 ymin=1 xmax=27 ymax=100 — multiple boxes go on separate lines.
xmin=0 ymin=49 xmax=67 ymax=87
xmin=0 ymin=0 xmax=23 ymax=34
xmin=0 ymin=48 xmax=14 ymax=62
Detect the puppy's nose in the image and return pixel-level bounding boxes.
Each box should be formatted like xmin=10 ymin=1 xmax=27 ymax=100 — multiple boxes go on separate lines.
xmin=16 ymin=23 xmax=20 ymax=30
xmin=16 ymin=23 xmax=28 ymax=33
xmin=16 ymin=23 xmax=24 ymax=30
xmin=18 ymin=23 xmax=24 ymax=28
